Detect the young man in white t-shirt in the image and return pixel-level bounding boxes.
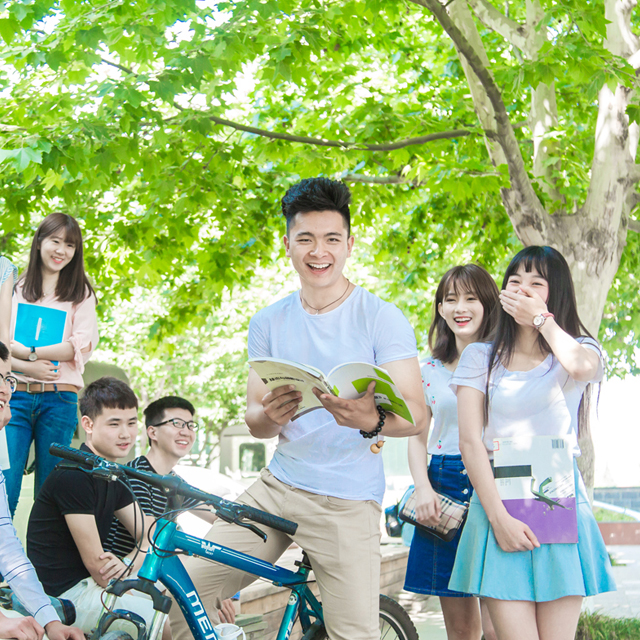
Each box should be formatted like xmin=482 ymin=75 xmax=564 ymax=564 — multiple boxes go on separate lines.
xmin=168 ymin=178 xmax=427 ymax=640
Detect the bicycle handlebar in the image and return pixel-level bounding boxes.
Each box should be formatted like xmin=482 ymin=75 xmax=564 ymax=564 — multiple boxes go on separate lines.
xmin=50 ymin=443 xmax=298 ymax=536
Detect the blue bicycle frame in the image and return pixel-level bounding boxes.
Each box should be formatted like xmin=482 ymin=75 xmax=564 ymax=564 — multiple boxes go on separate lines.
xmin=128 ymin=519 xmax=323 ymax=640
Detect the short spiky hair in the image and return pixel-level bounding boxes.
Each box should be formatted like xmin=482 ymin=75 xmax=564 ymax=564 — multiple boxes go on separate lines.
xmin=0 ymin=341 xmax=9 ymax=363
xmin=144 ymin=396 xmax=195 ymax=428
xmin=79 ymin=376 xmax=138 ymax=420
xmin=281 ymin=178 xmax=351 ymax=234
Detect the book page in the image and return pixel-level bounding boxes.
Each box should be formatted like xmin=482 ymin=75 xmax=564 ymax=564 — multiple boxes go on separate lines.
xmin=327 ymin=362 xmax=415 ymax=425
xmin=248 ymin=358 xmax=334 ymax=419
xmin=493 ymin=436 xmax=577 ymax=544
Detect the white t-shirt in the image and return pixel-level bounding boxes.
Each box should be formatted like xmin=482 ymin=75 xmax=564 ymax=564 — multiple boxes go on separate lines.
xmin=248 ymin=286 xmax=418 ymax=503
xmin=449 ymin=337 xmax=604 ymax=458
xmin=421 ymin=358 xmax=460 ymax=456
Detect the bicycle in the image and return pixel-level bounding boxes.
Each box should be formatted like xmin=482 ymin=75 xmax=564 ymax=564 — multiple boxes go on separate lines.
xmin=50 ymin=444 xmax=418 ymax=640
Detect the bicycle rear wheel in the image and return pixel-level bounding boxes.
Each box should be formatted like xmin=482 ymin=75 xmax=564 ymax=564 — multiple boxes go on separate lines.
xmin=301 ymin=594 xmax=419 ymax=640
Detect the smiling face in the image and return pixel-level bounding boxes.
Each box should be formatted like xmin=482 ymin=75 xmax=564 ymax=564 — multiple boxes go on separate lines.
xmin=438 ymin=288 xmax=486 ymax=344
xmin=39 ymin=232 xmax=76 ymax=278
xmin=0 ymin=361 xmax=11 ymax=429
xmin=283 ymin=210 xmax=354 ymax=292
xmin=82 ymin=407 xmax=138 ymax=462
xmin=147 ymin=407 xmax=196 ymax=461
xmin=505 ymin=265 xmax=550 ymax=304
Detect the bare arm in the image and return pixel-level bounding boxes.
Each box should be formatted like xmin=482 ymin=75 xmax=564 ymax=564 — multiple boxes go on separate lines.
xmin=457 ymin=386 xmax=539 ymax=552
xmin=115 ymin=503 xmax=156 ymax=570
xmin=11 ymin=341 xmax=77 ymax=363
xmin=538 ymin=320 xmax=600 ymax=381
xmin=64 ymin=513 xmax=130 ymax=588
xmin=245 ymin=369 xmax=301 ymax=439
xmin=407 ymin=406 xmax=441 ymax=525
xmin=0 ymin=278 xmax=12 ymax=347
xmin=313 ymin=357 xmax=427 ymax=437
xmin=500 ymin=286 xmax=600 ymax=381
xmin=10 ymin=357 xmax=61 ymax=382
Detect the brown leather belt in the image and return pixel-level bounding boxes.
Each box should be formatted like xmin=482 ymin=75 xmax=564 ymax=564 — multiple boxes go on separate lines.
xmin=16 ymin=382 xmax=80 ymax=394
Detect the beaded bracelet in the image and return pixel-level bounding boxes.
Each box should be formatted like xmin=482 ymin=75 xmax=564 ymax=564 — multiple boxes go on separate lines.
xmin=360 ymin=405 xmax=386 ymax=439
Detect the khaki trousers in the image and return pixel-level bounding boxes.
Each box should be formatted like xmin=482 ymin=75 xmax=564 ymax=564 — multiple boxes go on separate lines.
xmin=168 ymin=469 xmax=381 ymax=640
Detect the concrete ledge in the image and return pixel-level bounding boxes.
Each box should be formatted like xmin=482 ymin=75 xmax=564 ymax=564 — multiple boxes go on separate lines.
xmin=239 ymin=544 xmax=409 ymax=640
xmin=598 ymin=522 xmax=640 ymax=545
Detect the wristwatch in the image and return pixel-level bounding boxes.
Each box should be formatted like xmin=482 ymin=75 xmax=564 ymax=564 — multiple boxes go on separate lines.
xmin=533 ymin=312 xmax=554 ymax=330
xmin=28 ymin=346 xmax=38 ymax=362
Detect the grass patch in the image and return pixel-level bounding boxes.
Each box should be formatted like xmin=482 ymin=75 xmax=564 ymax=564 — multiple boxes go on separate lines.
xmin=576 ymin=612 xmax=640 ymax=639
xmin=593 ymin=507 xmax=637 ymax=523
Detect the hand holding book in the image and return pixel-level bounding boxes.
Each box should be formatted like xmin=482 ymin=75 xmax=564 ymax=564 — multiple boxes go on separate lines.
xmin=249 ymin=358 xmax=415 ymax=425
xmin=261 ymin=384 xmax=303 ymax=427
xmin=312 ymin=380 xmax=380 ymax=432
xmin=491 ymin=510 xmax=540 ymax=553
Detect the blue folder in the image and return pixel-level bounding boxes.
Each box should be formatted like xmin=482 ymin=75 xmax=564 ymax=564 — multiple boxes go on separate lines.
xmin=14 ymin=303 xmax=67 ymax=367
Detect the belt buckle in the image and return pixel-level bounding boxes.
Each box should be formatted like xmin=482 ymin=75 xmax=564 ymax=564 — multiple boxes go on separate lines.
xmin=26 ymin=382 xmax=45 ymax=394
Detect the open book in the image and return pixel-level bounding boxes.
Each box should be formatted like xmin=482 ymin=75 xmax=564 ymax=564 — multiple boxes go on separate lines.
xmin=248 ymin=358 xmax=415 ymax=424
xmin=493 ymin=436 xmax=577 ymax=544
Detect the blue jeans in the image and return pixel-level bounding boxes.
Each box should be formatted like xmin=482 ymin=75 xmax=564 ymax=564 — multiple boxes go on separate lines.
xmin=4 ymin=390 xmax=78 ymax=517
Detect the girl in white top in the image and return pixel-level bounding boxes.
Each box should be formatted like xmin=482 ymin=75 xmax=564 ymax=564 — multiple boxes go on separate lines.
xmin=449 ymin=246 xmax=615 ymax=640
xmin=404 ymin=264 xmax=498 ymax=640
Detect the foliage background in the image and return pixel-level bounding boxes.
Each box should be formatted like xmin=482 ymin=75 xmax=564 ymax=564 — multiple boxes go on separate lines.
xmin=1 ymin=0 xmax=638 ymax=459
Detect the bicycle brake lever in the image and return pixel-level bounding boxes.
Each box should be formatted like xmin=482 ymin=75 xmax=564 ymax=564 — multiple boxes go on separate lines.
xmin=92 ymin=462 xmax=125 ymax=483
xmin=215 ymin=506 xmax=267 ymax=542
xmin=235 ymin=519 xmax=267 ymax=542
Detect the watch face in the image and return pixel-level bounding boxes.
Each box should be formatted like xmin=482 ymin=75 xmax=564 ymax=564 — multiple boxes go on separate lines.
xmin=533 ymin=315 xmax=544 ymax=327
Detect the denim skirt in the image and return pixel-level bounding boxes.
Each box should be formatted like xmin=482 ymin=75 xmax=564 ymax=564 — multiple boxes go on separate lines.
xmin=404 ymin=455 xmax=473 ymax=598
xmin=449 ymin=460 xmax=617 ymax=601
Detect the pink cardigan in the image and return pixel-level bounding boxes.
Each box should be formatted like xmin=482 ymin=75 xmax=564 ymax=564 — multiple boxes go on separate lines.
xmin=10 ymin=285 xmax=99 ymax=389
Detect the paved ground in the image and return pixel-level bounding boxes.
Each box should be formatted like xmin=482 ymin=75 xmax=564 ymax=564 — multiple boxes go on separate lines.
xmin=399 ymin=545 xmax=640 ymax=638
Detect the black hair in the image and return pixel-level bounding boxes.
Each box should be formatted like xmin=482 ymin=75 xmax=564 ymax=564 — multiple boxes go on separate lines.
xmin=429 ymin=264 xmax=499 ymax=364
xmin=281 ymin=178 xmax=351 ymax=234
xmin=144 ymin=396 xmax=195 ymax=428
xmin=0 ymin=341 xmax=9 ymax=363
xmin=144 ymin=396 xmax=195 ymax=448
xmin=79 ymin=376 xmax=138 ymax=420
xmin=486 ymin=245 xmax=597 ymax=433
xmin=20 ymin=212 xmax=95 ymax=304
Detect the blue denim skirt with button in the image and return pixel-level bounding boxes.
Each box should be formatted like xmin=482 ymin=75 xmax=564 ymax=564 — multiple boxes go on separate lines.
xmin=404 ymin=455 xmax=473 ymax=597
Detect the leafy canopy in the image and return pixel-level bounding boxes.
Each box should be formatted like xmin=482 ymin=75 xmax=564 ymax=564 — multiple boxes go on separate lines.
xmin=0 ymin=0 xmax=637 ymax=388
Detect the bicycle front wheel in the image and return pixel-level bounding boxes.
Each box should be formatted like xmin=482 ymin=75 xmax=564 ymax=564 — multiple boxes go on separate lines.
xmin=302 ymin=594 xmax=419 ymax=640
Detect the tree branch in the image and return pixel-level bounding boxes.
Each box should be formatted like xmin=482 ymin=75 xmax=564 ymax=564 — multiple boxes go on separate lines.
xmin=467 ymin=0 xmax=528 ymax=50
xmin=629 ymin=218 xmax=640 ymax=232
xmin=408 ymin=0 xmax=549 ymax=242
xmin=342 ymin=170 xmax=501 ymax=185
xmin=172 ymin=110 xmax=474 ymax=151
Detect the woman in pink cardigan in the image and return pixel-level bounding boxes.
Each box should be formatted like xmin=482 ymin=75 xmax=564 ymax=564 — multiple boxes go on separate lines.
xmin=7 ymin=213 xmax=98 ymax=516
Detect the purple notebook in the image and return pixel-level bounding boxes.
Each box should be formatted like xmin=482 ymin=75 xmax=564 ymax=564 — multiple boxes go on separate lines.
xmin=493 ymin=436 xmax=578 ymax=544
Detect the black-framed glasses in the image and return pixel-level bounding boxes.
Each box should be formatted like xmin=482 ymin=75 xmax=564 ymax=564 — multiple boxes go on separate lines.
xmin=151 ymin=418 xmax=199 ymax=432
xmin=0 ymin=374 xmax=18 ymax=394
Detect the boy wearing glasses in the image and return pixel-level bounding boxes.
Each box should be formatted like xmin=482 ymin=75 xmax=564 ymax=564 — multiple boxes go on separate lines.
xmin=0 ymin=341 xmax=84 ymax=640
xmin=103 ymin=396 xmax=236 ymax=624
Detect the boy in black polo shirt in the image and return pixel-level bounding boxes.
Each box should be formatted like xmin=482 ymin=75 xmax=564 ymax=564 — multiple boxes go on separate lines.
xmin=27 ymin=377 xmax=156 ymax=634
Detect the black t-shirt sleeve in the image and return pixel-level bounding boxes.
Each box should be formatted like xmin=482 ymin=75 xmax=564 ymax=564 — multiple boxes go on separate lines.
xmin=53 ymin=469 xmax=98 ymax=515
xmin=115 ymin=480 xmax=135 ymax=511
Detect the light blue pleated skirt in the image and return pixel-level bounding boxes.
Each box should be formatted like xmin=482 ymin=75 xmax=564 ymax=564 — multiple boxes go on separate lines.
xmin=449 ymin=460 xmax=616 ymax=602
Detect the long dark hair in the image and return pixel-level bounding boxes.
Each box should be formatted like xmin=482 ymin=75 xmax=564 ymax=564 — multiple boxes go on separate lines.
xmin=486 ymin=246 xmax=597 ymax=432
xmin=429 ymin=264 xmax=499 ymax=364
xmin=20 ymin=213 xmax=95 ymax=304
